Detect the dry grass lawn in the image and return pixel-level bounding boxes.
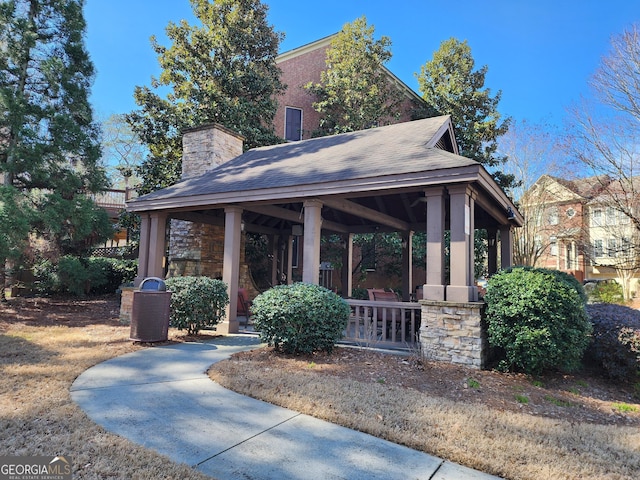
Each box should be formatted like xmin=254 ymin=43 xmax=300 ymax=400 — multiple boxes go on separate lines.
xmin=209 ymin=347 xmax=640 ymax=480
xmin=0 ymin=295 xmax=213 ymax=479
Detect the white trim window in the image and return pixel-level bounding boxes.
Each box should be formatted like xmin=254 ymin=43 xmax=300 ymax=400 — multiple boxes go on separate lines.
xmin=593 ymin=239 xmax=604 ymax=258
xmin=606 ymin=207 xmax=617 ymax=226
xmin=591 ymin=208 xmax=602 ymax=227
xmin=284 ymin=106 xmax=303 ymax=141
xmin=550 ymin=236 xmax=558 ymax=256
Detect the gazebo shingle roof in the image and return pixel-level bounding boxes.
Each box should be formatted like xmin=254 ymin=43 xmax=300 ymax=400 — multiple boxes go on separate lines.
xmin=129 ymin=116 xmax=476 ymax=205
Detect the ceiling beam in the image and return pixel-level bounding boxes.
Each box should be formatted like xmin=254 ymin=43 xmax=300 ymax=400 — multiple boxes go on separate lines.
xmin=322 ymin=197 xmax=410 ymax=231
xmin=400 ymin=193 xmax=418 ymax=224
xmin=241 ymin=204 xmax=350 ymax=233
xmin=170 ymin=211 xmax=224 ymax=226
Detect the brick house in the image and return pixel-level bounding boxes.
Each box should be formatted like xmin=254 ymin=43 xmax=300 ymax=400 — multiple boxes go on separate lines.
xmin=521 ymin=175 xmax=609 ymax=282
xmin=273 ymin=35 xmax=426 ymax=142
xmin=522 ymin=174 xmax=640 ymax=295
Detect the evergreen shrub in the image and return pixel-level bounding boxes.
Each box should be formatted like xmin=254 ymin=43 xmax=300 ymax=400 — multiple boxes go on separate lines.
xmin=251 ymin=283 xmax=351 ymax=354
xmin=33 ymin=257 xmax=138 ymax=295
xmin=484 ymin=267 xmax=592 ymax=374
xmin=590 ymin=281 xmax=624 ymax=304
xmin=587 ymin=303 xmax=640 ymax=381
xmin=85 ymin=257 xmax=137 ymax=294
xmin=165 ymin=276 xmax=229 ymax=335
xmin=57 ymin=256 xmax=89 ymax=296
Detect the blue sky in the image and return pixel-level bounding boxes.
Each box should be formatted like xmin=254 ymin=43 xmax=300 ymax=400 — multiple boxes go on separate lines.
xmin=85 ymin=0 xmax=640 ymax=126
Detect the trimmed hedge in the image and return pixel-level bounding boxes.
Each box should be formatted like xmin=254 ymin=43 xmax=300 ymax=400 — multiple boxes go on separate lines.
xmin=485 ymin=267 xmax=592 ymax=374
xmin=251 ymin=283 xmax=351 ymax=354
xmin=165 ymin=276 xmax=229 ymax=336
xmin=587 ymin=303 xmax=640 ymax=381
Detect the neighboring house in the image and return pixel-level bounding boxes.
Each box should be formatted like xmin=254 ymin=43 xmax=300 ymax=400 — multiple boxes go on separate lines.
xmin=523 ymin=174 xmax=640 ymax=295
xmin=274 ymin=35 xmax=426 ymax=142
xmin=521 ymin=174 xmax=609 ymax=282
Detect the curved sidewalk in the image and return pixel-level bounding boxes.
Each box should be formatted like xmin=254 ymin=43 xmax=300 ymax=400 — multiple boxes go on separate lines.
xmin=71 ymin=335 xmax=501 ymax=480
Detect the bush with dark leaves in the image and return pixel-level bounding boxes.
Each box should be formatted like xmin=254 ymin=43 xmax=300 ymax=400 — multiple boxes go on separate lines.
xmin=165 ymin=276 xmax=229 ymax=335
xmin=485 ymin=267 xmax=591 ymax=374
xmin=587 ymin=303 xmax=640 ymax=381
xmin=251 ymin=283 xmax=351 ymax=354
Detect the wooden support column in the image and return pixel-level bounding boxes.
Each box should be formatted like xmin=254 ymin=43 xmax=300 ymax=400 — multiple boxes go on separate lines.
xmin=487 ymin=227 xmax=498 ymax=276
xmin=447 ymin=185 xmax=477 ymax=302
xmin=424 ymin=187 xmax=445 ymax=301
xmin=134 ymin=213 xmax=151 ymax=286
xmin=341 ymin=234 xmax=353 ymax=298
xmin=500 ymin=225 xmax=514 ymax=270
xmin=148 ymin=213 xmax=167 ymax=279
xmin=134 ymin=212 xmax=166 ymax=286
xmin=269 ymin=234 xmax=279 ymax=286
xmin=287 ymin=235 xmax=294 ymax=285
xmin=302 ymin=200 xmax=322 ymax=284
xmin=401 ymin=231 xmax=413 ymax=301
xmin=219 ymin=206 xmax=243 ymax=334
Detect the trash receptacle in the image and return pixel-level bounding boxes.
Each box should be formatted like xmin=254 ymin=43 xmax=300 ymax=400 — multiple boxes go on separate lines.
xmin=130 ymin=277 xmax=172 ymax=342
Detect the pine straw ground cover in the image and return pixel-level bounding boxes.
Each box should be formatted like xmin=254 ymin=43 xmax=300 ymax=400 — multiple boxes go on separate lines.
xmin=0 ymin=295 xmax=212 ymax=480
xmin=208 ymin=347 xmax=640 ymax=480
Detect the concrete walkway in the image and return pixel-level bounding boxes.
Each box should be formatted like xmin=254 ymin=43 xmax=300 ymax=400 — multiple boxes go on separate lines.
xmin=71 ymin=335 xmax=502 ymax=480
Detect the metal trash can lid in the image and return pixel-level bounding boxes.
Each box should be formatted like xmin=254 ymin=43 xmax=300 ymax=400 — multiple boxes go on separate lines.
xmin=139 ymin=277 xmax=167 ymax=291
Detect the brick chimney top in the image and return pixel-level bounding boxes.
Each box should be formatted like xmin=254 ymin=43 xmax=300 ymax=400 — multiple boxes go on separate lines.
xmin=181 ymin=123 xmax=244 ymax=180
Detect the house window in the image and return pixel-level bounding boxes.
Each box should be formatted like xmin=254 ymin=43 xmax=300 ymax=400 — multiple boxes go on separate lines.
xmin=620 ymin=209 xmax=631 ymax=224
xmin=548 ymin=207 xmax=559 ymax=225
xmin=566 ymin=244 xmax=573 ymax=270
xmin=534 ymin=235 xmax=542 ymax=251
xmin=608 ymin=238 xmax=618 ymax=257
xmin=566 ymin=207 xmax=576 ymax=218
xmin=606 ymin=207 xmax=617 ymax=226
xmin=550 ymin=236 xmax=558 ymax=256
xmin=594 ymin=239 xmax=604 ymax=258
xmin=285 ymin=107 xmax=302 ymax=141
xmin=591 ymin=208 xmax=602 ymax=226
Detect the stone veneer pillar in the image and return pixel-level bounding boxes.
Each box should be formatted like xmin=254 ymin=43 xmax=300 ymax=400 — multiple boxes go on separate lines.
xmin=419 ymin=300 xmax=487 ymax=369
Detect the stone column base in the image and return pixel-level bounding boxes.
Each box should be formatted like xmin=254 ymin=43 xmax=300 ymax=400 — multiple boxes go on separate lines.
xmin=216 ymin=319 xmax=239 ymax=335
xmin=119 ymin=287 xmax=135 ymax=325
xmin=419 ymin=300 xmax=487 ymax=369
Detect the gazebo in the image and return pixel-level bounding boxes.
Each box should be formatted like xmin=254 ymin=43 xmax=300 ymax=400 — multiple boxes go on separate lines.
xmin=126 ymin=116 xmax=523 ymax=367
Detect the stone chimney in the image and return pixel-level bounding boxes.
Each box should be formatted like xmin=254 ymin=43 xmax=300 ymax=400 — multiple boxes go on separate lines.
xmin=181 ymin=123 xmax=244 ymax=180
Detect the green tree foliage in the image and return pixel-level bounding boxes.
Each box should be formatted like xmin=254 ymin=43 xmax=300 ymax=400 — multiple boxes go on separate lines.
xmin=128 ymin=0 xmax=285 ymax=195
xmin=416 ymin=38 xmax=514 ymax=189
xmin=305 ymin=16 xmax=408 ymax=137
xmin=0 ymin=0 xmax=111 ymax=294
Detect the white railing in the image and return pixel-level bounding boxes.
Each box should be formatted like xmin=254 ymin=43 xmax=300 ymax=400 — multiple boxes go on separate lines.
xmin=344 ymin=299 xmax=421 ymax=348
